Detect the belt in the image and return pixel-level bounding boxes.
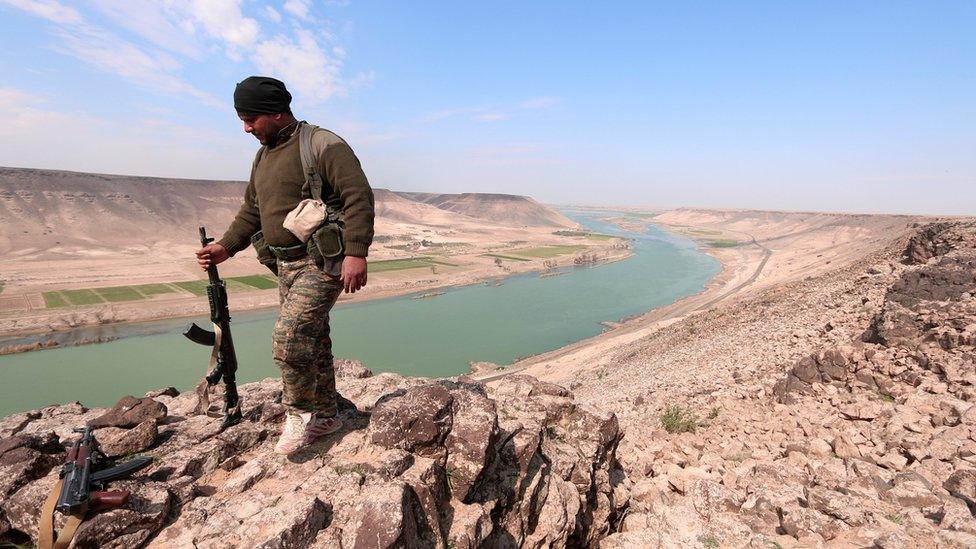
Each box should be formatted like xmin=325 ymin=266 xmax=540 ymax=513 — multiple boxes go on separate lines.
xmin=268 ymin=244 xmax=308 ymax=261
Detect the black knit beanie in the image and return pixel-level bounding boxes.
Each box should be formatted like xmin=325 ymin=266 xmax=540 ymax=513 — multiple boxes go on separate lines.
xmin=233 ymin=76 xmax=292 ymax=114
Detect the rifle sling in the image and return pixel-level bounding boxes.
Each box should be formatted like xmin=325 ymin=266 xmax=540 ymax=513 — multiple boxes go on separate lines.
xmin=38 ymin=479 xmax=86 ymax=549
xmin=194 ymin=322 xmax=223 ymax=416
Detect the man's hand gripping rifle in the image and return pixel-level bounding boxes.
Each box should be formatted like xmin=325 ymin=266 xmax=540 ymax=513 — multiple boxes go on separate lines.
xmin=39 ymin=426 xmax=152 ymax=549
xmin=183 ymin=226 xmax=243 ymax=430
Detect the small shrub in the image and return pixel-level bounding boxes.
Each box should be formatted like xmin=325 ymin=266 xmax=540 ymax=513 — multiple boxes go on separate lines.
xmin=699 ymin=535 xmax=719 ymax=548
xmin=708 ymin=406 xmax=721 ymax=420
xmin=661 ymin=405 xmax=697 ymax=434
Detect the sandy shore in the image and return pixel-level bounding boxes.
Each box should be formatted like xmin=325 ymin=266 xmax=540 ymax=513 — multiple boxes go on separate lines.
xmin=476 ymin=209 xmax=920 ymax=383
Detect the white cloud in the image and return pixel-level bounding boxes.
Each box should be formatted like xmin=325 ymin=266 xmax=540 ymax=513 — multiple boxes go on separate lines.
xmin=252 ymin=29 xmax=344 ymax=101
xmin=187 ymin=0 xmax=259 ymax=53
xmin=520 ymin=96 xmax=560 ymax=110
xmin=89 ymin=0 xmax=201 ymax=59
xmin=0 ymin=87 xmax=103 ymax=134
xmin=263 ymin=5 xmax=282 ymax=23
xmin=283 ymin=0 xmax=311 ymax=21
xmin=53 ymin=24 xmax=221 ymax=107
xmin=0 ymin=87 xmax=252 ymax=180
xmin=473 ymin=112 xmax=509 ymax=122
xmin=0 ymin=0 xmax=81 ymax=24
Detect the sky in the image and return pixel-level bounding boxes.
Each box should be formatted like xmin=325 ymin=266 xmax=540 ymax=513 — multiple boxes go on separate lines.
xmin=0 ymin=1 xmax=973 ymax=215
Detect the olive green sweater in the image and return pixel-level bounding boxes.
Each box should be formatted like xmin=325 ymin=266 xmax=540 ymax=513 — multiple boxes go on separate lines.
xmin=218 ymin=125 xmax=375 ymax=257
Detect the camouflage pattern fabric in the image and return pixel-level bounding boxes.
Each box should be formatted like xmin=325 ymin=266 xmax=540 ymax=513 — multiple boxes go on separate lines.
xmin=273 ymin=256 xmax=342 ymax=416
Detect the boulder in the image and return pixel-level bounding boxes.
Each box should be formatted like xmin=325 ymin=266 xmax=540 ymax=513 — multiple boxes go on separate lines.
xmin=89 ymin=396 xmax=167 ymax=429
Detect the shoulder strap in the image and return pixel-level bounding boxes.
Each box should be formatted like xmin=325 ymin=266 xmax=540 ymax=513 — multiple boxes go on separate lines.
xmin=298 ymin=122 xmax=339 ymax=208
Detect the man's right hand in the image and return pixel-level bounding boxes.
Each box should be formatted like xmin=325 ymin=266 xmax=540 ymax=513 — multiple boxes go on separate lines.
xmin=196 ymin=243 xmax=229 ymax=271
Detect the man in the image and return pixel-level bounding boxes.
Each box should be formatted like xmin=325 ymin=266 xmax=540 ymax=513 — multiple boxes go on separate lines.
xmin=196 ymin=76 xmax=375 ymax=455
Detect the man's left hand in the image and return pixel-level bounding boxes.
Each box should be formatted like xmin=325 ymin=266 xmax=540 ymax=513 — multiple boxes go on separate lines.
xmin=340 ymin=256 xmax=368 ymax=294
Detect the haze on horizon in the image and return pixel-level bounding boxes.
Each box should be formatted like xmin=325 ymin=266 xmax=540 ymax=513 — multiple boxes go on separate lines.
xmin=0 ymin=1 xmax=973 ymax=216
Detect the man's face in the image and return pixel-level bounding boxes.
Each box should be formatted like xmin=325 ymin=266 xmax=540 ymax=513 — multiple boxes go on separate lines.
xmin=238 ymin=113 xmax=282 ymax=145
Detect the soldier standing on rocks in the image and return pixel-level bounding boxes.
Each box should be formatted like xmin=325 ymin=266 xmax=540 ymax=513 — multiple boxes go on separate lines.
xmin=196 ymin=76 xmax=375 ymax=455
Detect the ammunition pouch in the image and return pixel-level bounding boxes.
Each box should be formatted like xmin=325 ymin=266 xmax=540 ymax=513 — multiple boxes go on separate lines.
xmin=250 ymin=231 xmax=278 ymax=275
xmin=311 ymin=220 xmax=344 ymax=260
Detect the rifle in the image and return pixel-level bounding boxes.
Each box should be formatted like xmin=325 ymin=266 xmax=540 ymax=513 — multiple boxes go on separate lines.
xmin=39 ymin=427 xmax=153 ymax=549
xmin=183 ymin=226 xmax=243 ymax=431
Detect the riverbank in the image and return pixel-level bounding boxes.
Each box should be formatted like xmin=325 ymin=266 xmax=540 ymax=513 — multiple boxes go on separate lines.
xmin=0 ymin=238 xmax=632 ymax=354
xmin=476 ymin=209 xmax=920 ymax=383
xmin=526 ymin=218 xmax=976 ymax=547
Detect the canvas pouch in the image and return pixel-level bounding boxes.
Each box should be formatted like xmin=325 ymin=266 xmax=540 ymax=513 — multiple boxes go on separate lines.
xmin=283 ymin=199 xmax=327 ymax=243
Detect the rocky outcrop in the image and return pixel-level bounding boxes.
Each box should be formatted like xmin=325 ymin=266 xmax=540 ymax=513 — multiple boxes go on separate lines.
xmin=0 ymin=368 xmax=622 ymax=547
xmin=586 ymin=221 xmax=976 ymax=548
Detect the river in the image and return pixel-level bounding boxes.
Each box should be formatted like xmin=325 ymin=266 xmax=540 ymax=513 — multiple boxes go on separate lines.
xmin=0 ymin=211 xmax=719 ymax=416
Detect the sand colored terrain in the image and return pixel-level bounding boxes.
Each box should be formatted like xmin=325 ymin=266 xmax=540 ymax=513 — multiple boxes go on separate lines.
xmin=480 ymin=208 xmax=920 ymax=383
xmin=0 ymin=167 xmax=627 ymax=342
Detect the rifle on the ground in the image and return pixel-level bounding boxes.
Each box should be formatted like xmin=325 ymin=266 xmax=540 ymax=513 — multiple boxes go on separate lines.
xmin=39 ymin=427 xmax=152 ymax=549
xmin=183 ymin=226 xmax=243 ymax=430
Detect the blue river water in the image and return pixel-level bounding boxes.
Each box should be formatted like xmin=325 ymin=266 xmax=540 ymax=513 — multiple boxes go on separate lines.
xmin=0 ymin=211 xmax=719 ymax=415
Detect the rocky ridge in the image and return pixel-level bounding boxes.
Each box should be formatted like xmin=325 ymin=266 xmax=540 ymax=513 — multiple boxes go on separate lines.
xmin=0 ymin=362 xmax=622 ymax=547
xmin=587 ymin=221 xmax=976 ymax=547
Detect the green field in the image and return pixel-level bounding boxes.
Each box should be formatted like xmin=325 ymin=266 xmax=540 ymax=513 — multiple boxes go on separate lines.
xmin=95 ymin=286 xmax=146 ymax=302
xmin=371 ymin=258 xmax=438 ymax=273
xmin=553 ymin=230 xmax=613 ymax=241
xmin=174 ymin=279 xmax=256 ymax=295
xmin=484 ymin=253 xmax=532 ymax=262
xmin=509 ymin=245 xmax=588 ymax=258
xmin=228 ymin=275 xmax=278 ymax=290
xmin=134 ymin=283 xmax=178 ymax=296
xmin=708 ymin=239 xmax=742 ymax=248
xmin=42 ymin=292 xmax=69 ymax=308
xmin=62 ymin=289 xmax=105 ymax=306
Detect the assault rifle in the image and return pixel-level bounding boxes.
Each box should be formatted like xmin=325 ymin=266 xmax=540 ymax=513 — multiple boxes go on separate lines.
xmin=183 ymin=226 xmax=243 ymax=430
xmin=40 ymin=427 xmax=152 ymax=549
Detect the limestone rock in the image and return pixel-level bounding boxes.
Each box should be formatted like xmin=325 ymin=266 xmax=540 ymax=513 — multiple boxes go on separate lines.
xmin=97 ymin=420 xmax=158 ymax=458
xmin=89 ymin=396 xmax=167 ymax=429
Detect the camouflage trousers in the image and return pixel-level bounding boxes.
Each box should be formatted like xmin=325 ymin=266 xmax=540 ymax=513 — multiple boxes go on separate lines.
xmin=273 ymin=256 xmax=342 ymax=416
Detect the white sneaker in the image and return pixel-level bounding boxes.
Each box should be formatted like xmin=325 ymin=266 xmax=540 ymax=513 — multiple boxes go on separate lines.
xmin=275 ymin=411 xmax=313 ymax=455
xmin=307 ymin=415 xmax=342 ymax=439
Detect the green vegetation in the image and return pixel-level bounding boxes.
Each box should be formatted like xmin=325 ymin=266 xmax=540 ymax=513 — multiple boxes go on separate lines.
xmin=95 ymin=286 xmax=145 ymax=302
xmin=62 ymin=289 xmax=105 ymax=306
xmin=371 ymin=258 xmax=439 ymax=273
xmin=175 ymin=279 xmax=253 ymax=295
xmin=553 ymin=230 xmax=587 ymax=237
xmin=688 ymin=228 xmax=721 ymax=236
xmin=660 ymin=405 xmax=698 ymax=434
xmin=42 ymin=291 xmax=69 ymax=308
xmin=228 ymin=275 xmax=278 ymax=290
xmin=887 ymin=513 xmax=903 ymax=525
xmin=484 ymin=253 xmax=531 ymax=262
xmin=426 ymin=258 xmax=459 ymax=267
xmin=708 ymin=406 xmax=721 ymax=420
xmin=699 ymin=536 xmax=719 ymax=548
xmin=173 ymin=280 xmax=210 ymax=296
xmin=133 ymin=283 xmax=177 ymax=296
xmin=707 ymin=239 xmax=741 ymax=248
xmin=0 ymin=279 xmax=4 ymax=294
xmin=510 ymin=245 xmax=587 ymax=258
xmin=553 ymin=230 xmax=614 ymax=241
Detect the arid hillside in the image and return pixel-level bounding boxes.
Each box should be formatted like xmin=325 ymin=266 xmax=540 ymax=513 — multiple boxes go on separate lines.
xmin=0 ymin=167 xmax=245 ymax=256
xmin=396 ymin=191 xmax=577 ymax=228
xmin=0 ymin=167 xmax=575 ymax=257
